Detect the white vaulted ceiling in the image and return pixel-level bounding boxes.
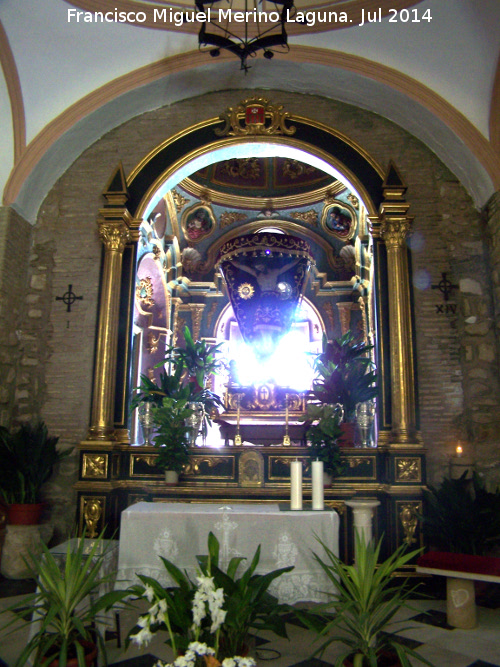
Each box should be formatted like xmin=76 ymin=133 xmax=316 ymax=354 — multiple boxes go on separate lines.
xmin=1 ymin=0 xmax=499 ymax=221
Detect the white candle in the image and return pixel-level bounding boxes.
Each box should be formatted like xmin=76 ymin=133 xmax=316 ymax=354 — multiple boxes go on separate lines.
xmin=290 ymin=459 xmax=303 ymax=510
xmin=312 ymin=459 xmax=324 ymax=510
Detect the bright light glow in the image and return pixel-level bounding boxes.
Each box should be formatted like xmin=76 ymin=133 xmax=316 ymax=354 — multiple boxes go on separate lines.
xmin=234 ymin=330 xmax=319 ymax=391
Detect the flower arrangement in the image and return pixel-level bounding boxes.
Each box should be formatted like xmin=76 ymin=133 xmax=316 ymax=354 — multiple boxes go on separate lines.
xmin=126 ymin=532 xmax=292 ymax=665
xmin=129 ymin=571 xmax=255 ymax=667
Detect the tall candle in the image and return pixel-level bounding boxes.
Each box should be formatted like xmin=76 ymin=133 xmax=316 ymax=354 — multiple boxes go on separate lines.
xmin=312 ymin=459 xmax=324 ymax=510
xmin=290 ymin=459 xmax=303 ymax=510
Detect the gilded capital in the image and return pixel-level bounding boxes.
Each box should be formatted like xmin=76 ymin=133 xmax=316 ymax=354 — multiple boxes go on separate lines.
xmin=98 ymin=221 xmax=130 ymax=252
xmin=380 ymin=218 xmax=412 ymax=249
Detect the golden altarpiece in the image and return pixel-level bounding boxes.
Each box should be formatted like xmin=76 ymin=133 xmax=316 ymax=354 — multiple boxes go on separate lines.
xmin=76 ymin=98 xmax=425 ymax=562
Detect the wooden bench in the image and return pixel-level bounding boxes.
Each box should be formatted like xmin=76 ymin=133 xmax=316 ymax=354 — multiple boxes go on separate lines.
xmin=416 ymin=551 xmax=500 ymax=629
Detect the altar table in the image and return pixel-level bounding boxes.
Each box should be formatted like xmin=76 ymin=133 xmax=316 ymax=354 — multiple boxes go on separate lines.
xmin=116 ymin=502 xmax=339 ymax=604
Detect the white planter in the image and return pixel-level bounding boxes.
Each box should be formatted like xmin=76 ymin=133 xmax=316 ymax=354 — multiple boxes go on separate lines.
xmin=164 ymin=470 xmax=179 ymax=485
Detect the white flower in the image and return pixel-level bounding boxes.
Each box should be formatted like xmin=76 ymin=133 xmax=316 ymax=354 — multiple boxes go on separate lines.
xmin=189 ymin=641 xmax=215 ymax=656
xmin=196 ymin=574 xmax=215 ymax=592
xmin=137 ymin=615 xmax=149 ymax=628
xmin=174 ymin=654 xmax=194 ymax=667
xmin=235 ymin=658 xmax=256 ymax=667
xmin=159 ymin=598 xmax=168 ymax=613
xmin=130 ymin=625 xmax=153 ymax=647
xmin=192 ymin=593 xmax=207 ymax=626
xmin=144 ymin=584 xmax=155 ymax=602
xmin=222 ymin=659 xmax=256 ymax=667
xmin=210 ymin=607 xmax=227 ymax=633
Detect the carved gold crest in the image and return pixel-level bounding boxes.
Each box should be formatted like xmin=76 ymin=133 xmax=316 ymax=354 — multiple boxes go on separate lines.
xmin=215 ymin=97 xmax=296 ymax=137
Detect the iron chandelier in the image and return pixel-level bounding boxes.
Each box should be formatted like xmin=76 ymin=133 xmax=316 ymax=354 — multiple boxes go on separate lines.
xmin=195 ymin=0 xmax=295 ymax=72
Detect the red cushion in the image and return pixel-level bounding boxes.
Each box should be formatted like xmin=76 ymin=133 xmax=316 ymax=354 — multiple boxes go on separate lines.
xmin=417 ymin=551 xmax=500 ymax=577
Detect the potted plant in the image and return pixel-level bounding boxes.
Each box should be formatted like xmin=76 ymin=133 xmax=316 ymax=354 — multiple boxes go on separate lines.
xmin=299 ymin=532 xmax=435 ymax=667
xmin=421 ymin=471 xmax=500 ymax=556
xmin=165 ymin=326 xmax=224 ymax=390
xmin=311 ymin=332 xmax=378 ymax=446
xmin=302 ymin=402 xmax=345 ymax=482
xmin=150 ymin=396 xmax=195 ymax=483
xmin=0 ymin=421 xmax=72 ymax=525
xmin=131 ymin=328 xmax=223 ymax=447
xmin=0 ymin=532 xmax=128 ymax=667
xmin=125 ymin=531 xmax=293 ymax=660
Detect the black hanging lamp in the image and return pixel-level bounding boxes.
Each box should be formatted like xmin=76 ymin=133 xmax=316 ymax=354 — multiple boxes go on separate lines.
xmin=195 ymin=0 xmax=295 ymax=72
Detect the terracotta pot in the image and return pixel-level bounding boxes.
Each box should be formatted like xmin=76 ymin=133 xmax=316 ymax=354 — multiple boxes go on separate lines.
xmin=45 ymin=640 xmax=97 ymax=666
xmin=343 ymin=650 xmax=402 ymax=667
xmin=7 ymin=502 xmax=44 ymax=525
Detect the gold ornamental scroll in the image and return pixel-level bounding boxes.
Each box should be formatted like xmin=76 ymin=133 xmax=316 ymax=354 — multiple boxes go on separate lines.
xmin=378 ymin=167 xmax=417 ymax=444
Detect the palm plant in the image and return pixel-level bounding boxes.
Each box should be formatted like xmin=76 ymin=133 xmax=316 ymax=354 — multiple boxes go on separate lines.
xmin=302 ymin=403 xmax=345 ymax=478
xmin=311 ymin=332 xmax=378 ymax=422
xmin=0 ymin=421 xmax=72 ymax=505
xmin=165 ymin=326 xmax=224 ymax=389
xmin=422 ymin=471 xmax=500 ymax=555
xmin=0 ymin=533 xmax=128 ymax=667
xmin=299 ymin=532 xmax=434 ymax=667
xmin=130 ymin=363 xmax=191 ymax=410
xmin=131 ymin=328 xmax=223 ymax=444
xmin=152 ymin=397 xmax=194 ymax=473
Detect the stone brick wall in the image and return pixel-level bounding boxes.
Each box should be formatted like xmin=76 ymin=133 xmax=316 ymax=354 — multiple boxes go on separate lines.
xmin=0 ymin=207 xmax=32 ymax=427
xmin=1 ymin=89 xmax=499 ymax=537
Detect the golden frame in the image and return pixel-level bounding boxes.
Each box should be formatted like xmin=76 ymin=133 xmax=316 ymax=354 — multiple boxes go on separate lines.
xmin=321 ymin=199 xmax=357 ymax=240
xmin=180 ymin=202 xmax=216 ymax=244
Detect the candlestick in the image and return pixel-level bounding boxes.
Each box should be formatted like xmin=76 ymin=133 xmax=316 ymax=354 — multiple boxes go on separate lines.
xmin=234 ymin=394 xmax=242 ymax=446
xmin=283 ymin=393 xmax=291 ymax=446
xmin=312 ymin=459 xmax=324 ymax=510
xmin=290 ymin=459 xmax=303 ymax=510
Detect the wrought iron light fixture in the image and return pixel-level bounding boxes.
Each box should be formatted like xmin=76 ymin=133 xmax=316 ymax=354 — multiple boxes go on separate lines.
xmin=195 ymin=0 xmax=295 ymax=72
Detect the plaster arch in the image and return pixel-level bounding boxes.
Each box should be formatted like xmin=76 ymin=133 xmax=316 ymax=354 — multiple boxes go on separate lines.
xmin=5 ymin=54 xmax=498 ymax=223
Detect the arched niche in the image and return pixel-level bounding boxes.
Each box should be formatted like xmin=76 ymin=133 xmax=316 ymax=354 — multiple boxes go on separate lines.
xmin=88 ymin=96 xmax=418 ymax=449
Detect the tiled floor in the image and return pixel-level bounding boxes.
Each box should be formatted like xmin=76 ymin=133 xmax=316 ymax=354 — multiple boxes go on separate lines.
xmin=0 ymin=576 xmax=499 ymax=667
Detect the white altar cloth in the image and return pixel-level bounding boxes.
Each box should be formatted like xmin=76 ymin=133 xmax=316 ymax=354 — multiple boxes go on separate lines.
xmin=116 ymin=502 xmax=339 ymax=604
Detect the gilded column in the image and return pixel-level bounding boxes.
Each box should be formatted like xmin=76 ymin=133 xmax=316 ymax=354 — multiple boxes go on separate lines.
xmin=378 ymin=164 xmax=417 ymax=443
xmin=87 ymin=217 xmax=131 ymax=440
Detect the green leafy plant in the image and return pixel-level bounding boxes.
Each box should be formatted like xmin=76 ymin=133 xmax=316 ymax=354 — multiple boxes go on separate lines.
xmin=422 ymin=471 xmax=500 ymax=556
xmin=0 ymin=421 xmax=72 ymax=505
xmin=130 ymin=328 xmax=223 ymax=443
xmin=166 ymin=326 xmax=224 ymax=389
xmin=302 ymin=403 xmax=345 ymax=478
xmin=311 ymin=332 xmax=378 ymax=422
xmin=298 ymin=533 xmax=434 ymax=667
xmin=126 ymin=531 xmax=293 ymax=659
xmin=151 ymin=397 xmax=194 ymax=472
xmin=0 ymin=532 xmax=128 ymax=667
xmin=130 ymin=363 xmax=190 ymax=410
